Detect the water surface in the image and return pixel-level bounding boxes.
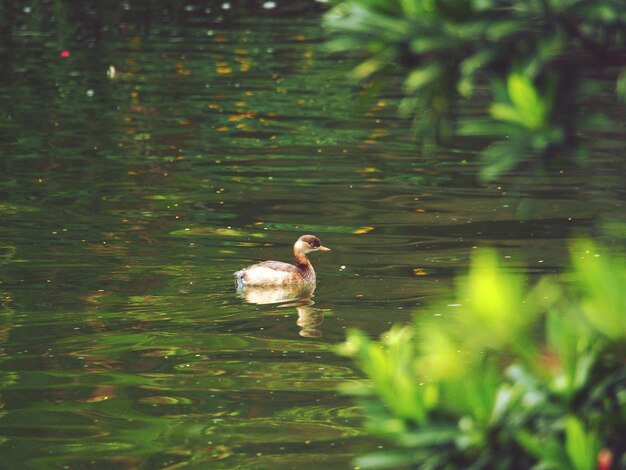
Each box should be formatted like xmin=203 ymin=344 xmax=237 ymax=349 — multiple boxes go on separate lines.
xmin=1 ymin=2 xmax=624 ymax=468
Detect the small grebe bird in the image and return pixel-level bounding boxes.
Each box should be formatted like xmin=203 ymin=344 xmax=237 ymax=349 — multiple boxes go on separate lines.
xmin=235 ymin=235 xmax=330 ymax=286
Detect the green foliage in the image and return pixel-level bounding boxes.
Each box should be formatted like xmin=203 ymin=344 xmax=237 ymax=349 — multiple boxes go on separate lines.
xmin=338 ymin=240 xmax=626 ymax=468
xmin=324 ymin=0 xmax=626 ymax=179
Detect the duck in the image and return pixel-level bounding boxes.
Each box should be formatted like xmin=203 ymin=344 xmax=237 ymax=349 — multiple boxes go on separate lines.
xmin=235 ymin=235 xmax=330 ymax=286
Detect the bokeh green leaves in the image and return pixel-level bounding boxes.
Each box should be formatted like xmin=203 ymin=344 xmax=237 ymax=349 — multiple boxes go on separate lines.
xmin=339 ymin=240 xmax=626 ymax=468
xmin=325 ymin=0 xmax=626 ymax=180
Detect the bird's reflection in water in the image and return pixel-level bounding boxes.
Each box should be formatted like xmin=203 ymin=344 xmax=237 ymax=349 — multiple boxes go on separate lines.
xmin=236 ymin=283 xmax=324 ymax=338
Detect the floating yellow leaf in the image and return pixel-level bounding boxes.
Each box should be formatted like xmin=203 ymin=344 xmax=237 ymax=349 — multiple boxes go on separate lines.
xmin=413 ymin=268 xmax=428 ymax=276
xmin=228 ymin=111 xmax=256 ymax=122
xmin=370 ymin=128 xmax=387 ymax=138
xmin=354 ymin=226 xmax=374 ymax=234
xmin=176 ymin=64 xmax=191 ymax=76
xmin=358 ymin=167 xmax=378 ymax=173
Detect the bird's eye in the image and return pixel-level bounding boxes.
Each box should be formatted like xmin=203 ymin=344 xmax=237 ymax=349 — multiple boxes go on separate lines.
xmin=311 ymin=240 xmax=320 ymax=248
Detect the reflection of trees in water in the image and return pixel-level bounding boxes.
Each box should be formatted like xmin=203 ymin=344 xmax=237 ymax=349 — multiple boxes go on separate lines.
xmin=237 ymin=282 xmax=324 ymax=338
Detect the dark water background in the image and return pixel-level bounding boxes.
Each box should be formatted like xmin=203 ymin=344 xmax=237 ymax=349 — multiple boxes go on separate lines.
xmin=0 ymin=1 xmax=624 ymax=468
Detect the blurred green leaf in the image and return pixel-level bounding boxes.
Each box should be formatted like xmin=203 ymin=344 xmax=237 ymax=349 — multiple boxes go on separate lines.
xmin=457 ymin=118 xmax=513 ymax=136
xmin=405 ymin=63 xmax=445 ymax=93
xmin=354 ymin=451 xmax=416 ymax=469
xmin=399 ymin=426 xmax=458 ymax=447
xmin=517 ymin=430 xmax=570 ymax=468
xmin=537 ymin=27 xmax=567 ymax=61
xmin=570 ymin=239 xmax=626 ymax=340
xmin=546 ymin=312 xmax=581 ymax=395
xmin=400 ymin=0 xmax=422 ymax=19
xmin=565 ymin=416 xmax=600 ymax=470
xmin=351 ymin=55 xmax=391 ymax=80
xmin=458 ymin=49 xmax=497 ymax=94
xmin=410 ymin=36 xmax=458 ymax=54
xmin=457 ymin=248 xmax=537 ymax=351
xmin=485 ymin=19 xmax=527 ymax=40
xmin=490 ymin=102 xmax=525 ymax=126
xmin=506 ymin=73 xmax=548 ymax=130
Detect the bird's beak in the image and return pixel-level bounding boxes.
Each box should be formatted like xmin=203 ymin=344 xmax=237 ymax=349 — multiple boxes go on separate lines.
xmin=318 ymin=246 xmax=331 ymax=252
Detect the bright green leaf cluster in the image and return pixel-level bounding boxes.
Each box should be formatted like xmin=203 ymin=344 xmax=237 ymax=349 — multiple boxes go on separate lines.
xmin=338 ymin=240 xmax=626 ymax=468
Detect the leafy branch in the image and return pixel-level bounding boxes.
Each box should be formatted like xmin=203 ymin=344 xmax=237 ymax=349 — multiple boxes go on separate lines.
xmin=338 ymin=241 xmax=626 ymax=468
xmin=324 ymin=0 xmax=626 ymax=180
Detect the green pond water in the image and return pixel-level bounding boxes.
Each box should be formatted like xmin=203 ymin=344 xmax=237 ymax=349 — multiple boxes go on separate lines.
xmin=1 ymin=2 xmax=625 ymax=468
